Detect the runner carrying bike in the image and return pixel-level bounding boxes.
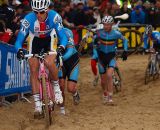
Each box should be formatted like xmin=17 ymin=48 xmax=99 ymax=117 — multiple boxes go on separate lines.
xmin=14 ymin=0 xmax=67 ymax=117
xmin=58 ymin=28 xmax=80 ymax=115
xmin=93 ymin=15 xmax=128 ymax=104
xmin=91 ymin=21 xmax=120 ymax=87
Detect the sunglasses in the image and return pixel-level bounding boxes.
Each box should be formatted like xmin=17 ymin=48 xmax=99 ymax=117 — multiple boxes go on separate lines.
xmin=34 ymin=11 xmax=46 ymax=14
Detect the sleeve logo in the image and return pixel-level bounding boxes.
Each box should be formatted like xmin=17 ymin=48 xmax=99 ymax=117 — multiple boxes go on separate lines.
xmin=22 ymin=19 xmax=30 ymax=28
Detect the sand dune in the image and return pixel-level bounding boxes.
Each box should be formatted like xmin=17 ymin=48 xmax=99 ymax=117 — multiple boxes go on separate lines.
xmin=0 ymin=54 xmax=160 ymax=130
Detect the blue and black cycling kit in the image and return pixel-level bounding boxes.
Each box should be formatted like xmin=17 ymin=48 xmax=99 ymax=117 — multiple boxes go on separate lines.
xmin=143 ymin=31 xmax=160 ymax=51
xmin=58 ymin=28 xmax=79 ymax=82
xmin=93 ymin=29 xmax=128 ymax=74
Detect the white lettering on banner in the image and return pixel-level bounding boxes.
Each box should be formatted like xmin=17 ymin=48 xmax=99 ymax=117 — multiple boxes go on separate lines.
xmin=0 ymin=50 xmax=1 ymax=70
xmin=5 ymin=52 xmax=30 ymax=90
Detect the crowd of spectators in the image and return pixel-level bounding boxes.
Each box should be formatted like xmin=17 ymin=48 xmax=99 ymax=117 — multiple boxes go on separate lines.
xmin=0 ymin=0 xmax=160 ymax=44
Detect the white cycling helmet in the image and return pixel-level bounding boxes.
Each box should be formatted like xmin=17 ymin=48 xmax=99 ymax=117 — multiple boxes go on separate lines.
xmin=31 ymin=0 xmax=50 ymax=12
xmin=102 ymin=16 xmax=114 ymax=24
xmin=145 ymin=25 xmax=153 ymax=35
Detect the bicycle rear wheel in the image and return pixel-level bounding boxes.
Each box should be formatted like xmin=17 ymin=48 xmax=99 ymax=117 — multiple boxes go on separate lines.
xmin=113 ymin=67 xmax=122 ymax=93
xmin=121 ymin=29 xmax=143 ymax=55
xmin=42 ymin=74 xmax=52 ymax=128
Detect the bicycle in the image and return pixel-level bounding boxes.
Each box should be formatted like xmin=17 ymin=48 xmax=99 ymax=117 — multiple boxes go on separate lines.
xmin=112 ymin=47 xmax=123 ymax=93
xmin=77 ymin=25 xmax=123 ymax=91
xmin=145 ymin=49 xmax=160 ymax=84
xmin=112 ymin=66 xmax=122 ymax=93
xmin=23 ymin=50 xmax=62 ymax=128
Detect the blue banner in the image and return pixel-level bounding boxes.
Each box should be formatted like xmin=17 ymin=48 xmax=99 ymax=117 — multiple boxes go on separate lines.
xmin=0 ymin=42 xmax=31 ymax=96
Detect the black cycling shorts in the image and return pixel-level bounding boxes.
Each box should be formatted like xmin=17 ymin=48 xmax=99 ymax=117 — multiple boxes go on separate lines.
xmin=61 ymin=52 xmax=79 ymax=82
xmin=31 ymin=36 xmax=51 ymax=54
xmin=98 ymin=51 xmax=115 ymax=67
xmin=153 ymin=42 xmax=160 ymax=52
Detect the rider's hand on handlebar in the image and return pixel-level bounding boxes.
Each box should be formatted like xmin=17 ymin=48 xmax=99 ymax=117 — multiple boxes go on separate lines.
xmin=57 ymin=46 xmax=65 ymax=56
xmin=121 ymin=51 xmax=128 ymax=61
xmin=56 ymin=46 xmax=65 ymax=66
xmin=17 ymin=49 xmax=25 ymax=60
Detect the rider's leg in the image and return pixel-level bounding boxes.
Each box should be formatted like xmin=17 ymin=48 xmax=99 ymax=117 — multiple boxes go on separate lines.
xmin=59 ymin=78 xmax=66 ymax=114
xmin=106 ymin=67 xmax=114 ymax=102
xmin=59 ymin=78 xmax=66 ymax=103
xmin=107 ymin=59 xmax=116 ymax=103
xmin=91 ymin=59 xmax=98 ymax=76
xmin=98 ymin=63 xmax=108 ymax=103
xmin=45 ymin=55 xmax=63 ymax=104
xmin=91 ymin=59 xmax=99 ymax=86
xmin=28 ymin=58 xmax=41 ymax=112
xmin=98 ymin=63 xmax=107 ymax=91
xmin=67 ymin=64 xmax=80 ymax=105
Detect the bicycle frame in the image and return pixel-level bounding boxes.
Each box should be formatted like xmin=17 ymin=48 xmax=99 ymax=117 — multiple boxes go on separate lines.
xmin=24 ymin=51 xmax=57 ymax=127
xmin=38 ymin=57 xmax=54 ymax=107
xmin=149 ymin=52 xmax=157 ymax=75
xmin=145 ymin=49 xmax=160 ymax=84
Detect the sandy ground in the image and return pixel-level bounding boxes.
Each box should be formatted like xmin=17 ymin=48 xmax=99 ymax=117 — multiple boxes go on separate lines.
xmin=1 ymin=54 xmax=160 ymax=130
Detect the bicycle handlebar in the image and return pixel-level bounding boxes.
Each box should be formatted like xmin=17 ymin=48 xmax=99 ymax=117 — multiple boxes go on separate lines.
xmin=24 ymin=51 xmax=57 ymax=59
xmin=23 ymin=51 xmax=63 ymax=67
xmin=145 ymin=49 xmax=159 ymax=54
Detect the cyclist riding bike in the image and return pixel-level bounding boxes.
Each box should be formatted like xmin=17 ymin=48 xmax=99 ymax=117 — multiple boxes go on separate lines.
xmin=58 ymin=28 xmax=80 ymax=115
xmin=14 ymin=0 xmax=68 ymax=117
xmin=143 ymin=25 xmax=160 ymax=54
xmin=93 ymin=15 xmax=128 ymax=104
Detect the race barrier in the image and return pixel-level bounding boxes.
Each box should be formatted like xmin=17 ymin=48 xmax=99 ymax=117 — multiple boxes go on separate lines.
xmin=0 ymin=42 xmax=31 ymax=97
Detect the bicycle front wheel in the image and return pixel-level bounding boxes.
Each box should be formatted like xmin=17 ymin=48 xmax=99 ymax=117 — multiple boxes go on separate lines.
xmin=153 ymin=61 xmax=160 ymax=80
xmin=42 ymin=74 xmax=52 ymax=128
xmin=145 ymin=61 xmax=151 ymax=85
xmin=113 ymin=67 xmax=122 ymax=93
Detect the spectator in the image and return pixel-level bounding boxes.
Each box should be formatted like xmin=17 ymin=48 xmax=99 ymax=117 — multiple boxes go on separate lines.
xmin=99 ymin=0 xmax=109 ymax=13
xmin=118 ymin=1 xmax=131 ymax=23
xmin=15 ymin=4 xmax=24 ymax=18
xmin=93 ymin=7 xmax=101 ymax=26
xmin=131 ymin=5 xmax=145 ymax=24
xmin=0 ymin=19 xmax=13 ymax=43
xmin=143 ymin=1 xmax=152 ymax=24
xmin=83 ymin=7 xmax=96 ymax=26
xmin=130 ymin=0 xmax=137 ymax=8
xmin=73 ymin=1 xmax=86 ymax=26
xmin=0 ymin=4 xmax=15 ymax=30
xmin=63 ymin=4 xmax=75 ymax=28
xmin=87 ymin=0 xmax=96 ymax=7
xmin=111 ymin=2 xmax=120 ymax=16
xmin=12 ymin=0 xmax=21 ymax=6
xmin=154 ymin=0 xmax=160 ymax=26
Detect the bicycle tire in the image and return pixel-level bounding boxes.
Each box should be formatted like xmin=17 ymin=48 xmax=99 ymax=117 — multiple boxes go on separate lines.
xmin=113 ymin=67 xmax=122 ymax=93
xmin=145 ymin=61 xmax=151 ymax=85
xmin=42 ymin=74 xmax=52 ymax=128
xmin=78 ymin=38 xmax=87 ymax=53
xmin=153 ymin=61 xmax=160 ymax=80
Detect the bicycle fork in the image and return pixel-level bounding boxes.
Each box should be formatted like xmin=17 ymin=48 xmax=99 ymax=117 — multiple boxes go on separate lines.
xmin=39 ymin=63 xmax=55 ymax=111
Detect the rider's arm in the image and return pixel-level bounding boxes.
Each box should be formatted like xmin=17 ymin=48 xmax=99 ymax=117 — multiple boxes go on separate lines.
xmin=92 ymin=35 xmax=99 ymax=59
xmin=154 ymin=33 xmax=160 ymax=42
xmin=143 ymin=34 xmax=149 ymax=49
xmin=116 ymin=31 xmax=128 ymax=51
xmin=14 ymin=18 xmax=30 ymax=52
xmin=63 ymin=45 xmax=75 ymax=60
xmin=53 ymin=14 xmax=68 ymax=49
